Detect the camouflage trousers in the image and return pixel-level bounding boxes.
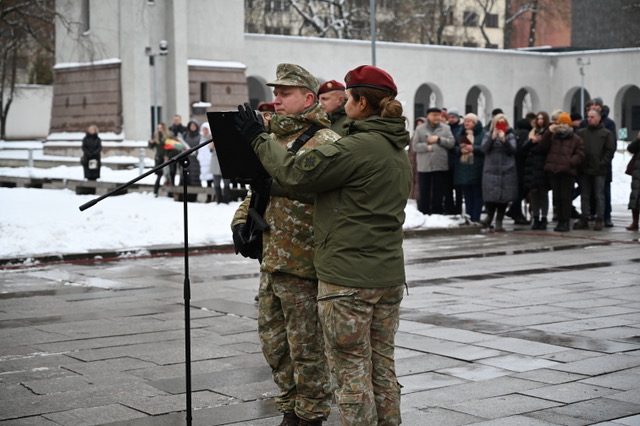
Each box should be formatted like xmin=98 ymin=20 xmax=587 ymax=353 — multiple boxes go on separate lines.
xmin=318 ymin=281 xmax=405 ymax=426
xmin=257 ymin=271 xmax=331 ymax=421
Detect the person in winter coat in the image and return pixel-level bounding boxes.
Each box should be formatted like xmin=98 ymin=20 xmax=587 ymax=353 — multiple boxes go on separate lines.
xmin=508 ymin=113 xmax=536 ymax=225
xmin=81 ymin=124 xmax=102 ymax=181
xmin=411 ymin=107 xmax=455 ymax=215
xmin=204 ymin=122 xmax=231 ymax=204
xmin=481 ymin=113 xmax=518 ymax=231
xmin=574 ymin=109 xmax=616 ymax=231
xmin=626 ymin=132 xmax=640 ymax=231
xmin=197 ymin=122 xmax=214 ymax=202
xmin=540 ymin=112 xmax=585 ymax=232
xmin=523 ymin=111 xmax=551 ymax=230
xmin=183 ymin=120 xmax=201 ymax=148
xmin=453 ymin=113 xmax=484 ymax=222
xmin=234 ymin=64 xmax=411 ymax=426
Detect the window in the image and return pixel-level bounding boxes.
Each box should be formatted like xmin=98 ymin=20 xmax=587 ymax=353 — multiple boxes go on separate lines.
xmin=200 ymin=82 xmax=208 ymax=102
xmin=81 ymin=0 xmax=90 ymax=33
xmin=463 ymin=10 xmax=479 ymax=27
xmin=485 ymin=13 xmax=499 ymax=28
xmin=486 ymin=43 xmax=498 ymax=49
xmin=446 ymin=9 xmax=455 ymax=26
xmin=463 ymin=41 xmax=479 ymax=47
xmin=265 ymin=0 xmax=289 ymax=12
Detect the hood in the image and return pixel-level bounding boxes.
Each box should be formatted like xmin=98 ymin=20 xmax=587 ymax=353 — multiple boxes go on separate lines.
xmin=349 ymin=116 xmax=409 ymax=150
xmin=554 ymin=124 xmax=574 ymax=138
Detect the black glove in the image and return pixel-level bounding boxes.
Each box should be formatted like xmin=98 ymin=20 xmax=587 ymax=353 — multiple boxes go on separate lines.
xmin=232 ymin=223 xmax=263 ymax=260
xmin=235 ymin=103 xmax=265 ymax=145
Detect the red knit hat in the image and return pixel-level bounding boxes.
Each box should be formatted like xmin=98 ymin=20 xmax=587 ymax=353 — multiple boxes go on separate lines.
xmin=344 ymin=65 xmax=397 ymax=95
xmin=318 ymin=80 xmax=346 ymax=95
xmin=557 ymin=112 xmax=572 ymax=126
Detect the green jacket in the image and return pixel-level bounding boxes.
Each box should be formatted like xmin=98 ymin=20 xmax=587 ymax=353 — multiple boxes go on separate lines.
xmin=252 ymin=116 xmax=412 ymax=288
xmin=328 ymin=106 xmax=350 ymax=137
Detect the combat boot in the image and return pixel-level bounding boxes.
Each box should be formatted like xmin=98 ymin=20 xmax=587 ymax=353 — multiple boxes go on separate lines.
xmin=279 ymin=412 xmax=300 ymax=426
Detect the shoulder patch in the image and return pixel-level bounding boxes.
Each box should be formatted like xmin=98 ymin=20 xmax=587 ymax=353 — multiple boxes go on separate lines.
xmin=300 ymin=152 xmax=323 ymax=171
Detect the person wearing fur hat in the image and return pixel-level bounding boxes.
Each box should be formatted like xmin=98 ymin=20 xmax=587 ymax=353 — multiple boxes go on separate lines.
xmin=540 ymin=112 xmax=585 ymax=232
xmin=318 ymin=80 xmax=349 ymax=136
xmin=480 ymin=113 xmax=518 ymax=231
xmin=234 ymin=64 xmax=411 ymax=426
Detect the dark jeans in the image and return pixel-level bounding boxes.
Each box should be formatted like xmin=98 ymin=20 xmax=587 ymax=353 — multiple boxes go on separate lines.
xmin=418 ymin=171 xmax=448 ymax=215
xmin=579 ymin=174 xmax=605 ymax=220
xmin=459 ymin=184 xmax=483 ymax=222
xmin=550 ymin=173 xmax=575 ymax=224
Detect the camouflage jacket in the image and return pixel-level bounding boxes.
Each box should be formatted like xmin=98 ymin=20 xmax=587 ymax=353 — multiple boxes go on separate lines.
xmin=232 ymin=103 xmax=341 ymax=279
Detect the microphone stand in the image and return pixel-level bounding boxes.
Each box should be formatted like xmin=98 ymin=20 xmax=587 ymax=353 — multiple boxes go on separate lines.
xmin=79 ymin=137 xmax=214 ymax=426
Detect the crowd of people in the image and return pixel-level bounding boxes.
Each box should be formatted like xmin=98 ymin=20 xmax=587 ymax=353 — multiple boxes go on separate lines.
xmin=147 ymin=114 xmax=232 ymax=202
xmin=411 ymin=98 xmax=640 ymax=232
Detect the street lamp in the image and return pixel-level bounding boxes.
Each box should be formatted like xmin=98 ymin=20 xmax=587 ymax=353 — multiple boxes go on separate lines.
xmin=145 ymin=40 xmax=169 ymax=135
xmin=576 ymin=57 xmax=591 ymax=115
xmin=370 ymin=0 xmax=376 ymax=65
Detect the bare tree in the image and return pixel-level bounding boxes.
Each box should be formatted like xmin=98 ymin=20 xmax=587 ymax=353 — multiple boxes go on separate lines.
xmin=504 ymin=0 xmax=570 ymax=48
xmin=473 ymin=0 xmax=499 ymax=47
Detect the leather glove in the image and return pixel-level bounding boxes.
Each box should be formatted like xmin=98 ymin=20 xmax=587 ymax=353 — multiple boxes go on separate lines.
xmin=235 ymin=103 xmax=265 ymax=145
xmin=232 ymin=223 xmax=249 ymax=255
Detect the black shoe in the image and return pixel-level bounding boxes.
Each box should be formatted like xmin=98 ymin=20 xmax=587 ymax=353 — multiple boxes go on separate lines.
xmin=514 ymin=216 xmax=531 ymax=225
xmin=573 ymin=219 xmax=589 ymax=230
xmin=539 ymin=217 xmax=548 ymax=230
xmin=299 ymin=419 xmax=323 ymax=426
xmin=554 ymin=221 xmax=570 ymax=232
xmin=594 ymin=220 xmax=604 ymax=231
xmin=604 ymin=220 xmax=614 ymax=228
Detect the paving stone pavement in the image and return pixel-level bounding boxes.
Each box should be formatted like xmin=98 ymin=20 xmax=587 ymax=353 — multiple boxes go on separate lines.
xmin=1 ymin=215 xmax=640 ymax=425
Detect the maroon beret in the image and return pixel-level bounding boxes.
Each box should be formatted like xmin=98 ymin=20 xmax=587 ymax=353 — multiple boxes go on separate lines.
xmin=344 ymin=65 xmax=397 ymax=95
xmin=318 ymin=80 xmax=346 ymax=95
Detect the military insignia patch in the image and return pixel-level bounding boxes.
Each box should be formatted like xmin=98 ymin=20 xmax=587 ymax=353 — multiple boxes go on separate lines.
xmin=301 ymin=153 xmax=320 ymax=170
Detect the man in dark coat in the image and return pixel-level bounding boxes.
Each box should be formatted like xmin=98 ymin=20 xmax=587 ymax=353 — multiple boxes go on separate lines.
xmin=575 ymin=109 xmax=616 ymax=231
xmin=507 ymin=113 xmax=536 ymax=225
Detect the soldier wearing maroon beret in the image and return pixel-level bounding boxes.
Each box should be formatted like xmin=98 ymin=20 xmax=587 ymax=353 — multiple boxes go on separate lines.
xmin=235 ymin=64 xmax=411 ymax=426
xmin=318 ymin=80 xmax=349 ymax=136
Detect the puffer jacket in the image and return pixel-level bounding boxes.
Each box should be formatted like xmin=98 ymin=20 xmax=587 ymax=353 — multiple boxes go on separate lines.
xmin=541 ymin=124 xmax=585 ymax=176
xmin=481 ymin=129 xmax=517 ymax=203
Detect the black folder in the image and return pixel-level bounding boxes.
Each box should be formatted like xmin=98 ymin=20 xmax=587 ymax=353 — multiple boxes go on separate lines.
xmin=207 ymin=111 xmax=268 ymax=181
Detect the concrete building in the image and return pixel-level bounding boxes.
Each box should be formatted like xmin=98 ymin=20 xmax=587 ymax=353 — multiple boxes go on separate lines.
xmin=53 ymin=0 xmax=640 ymax=142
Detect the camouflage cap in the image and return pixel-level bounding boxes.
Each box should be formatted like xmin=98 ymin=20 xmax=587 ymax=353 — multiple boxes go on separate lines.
xmin=267 ymin=63 xmax=319 ymax=93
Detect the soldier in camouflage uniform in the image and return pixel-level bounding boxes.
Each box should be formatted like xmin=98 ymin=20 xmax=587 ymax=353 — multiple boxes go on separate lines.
xmin=235 ymin=65 xmax=411 ymax=425
xmin=318 ymin=80 xmax=349 ymax=136
xmin=231 ymin=64 xmax=341 ymax=426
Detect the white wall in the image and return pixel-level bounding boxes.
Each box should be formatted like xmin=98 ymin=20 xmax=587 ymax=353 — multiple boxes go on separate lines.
xmin=4 ymin=85 xmax=53 ymax=139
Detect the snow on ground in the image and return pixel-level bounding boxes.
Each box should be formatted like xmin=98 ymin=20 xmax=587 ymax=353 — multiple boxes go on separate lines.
xmin=0 ymin=146 xmax=635 ymax=259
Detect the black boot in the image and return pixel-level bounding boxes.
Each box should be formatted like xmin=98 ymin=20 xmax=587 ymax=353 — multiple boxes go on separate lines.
xmin=554 ymin=221 xmax=570 ymax=232
xmin=573 ymin=218 xmax=589 ymax=230
xmin=299 ymin=419 xmax=323 ymax=426
xmin=279 ymin=412 xmax=300 ymax=426
xmin=539 ymin=217 xmax=548 ymax=230
xmin=531 ymin=217 xmax=540 ymax=230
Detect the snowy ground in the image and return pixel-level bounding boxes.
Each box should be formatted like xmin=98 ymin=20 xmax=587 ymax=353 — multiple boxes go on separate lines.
xmin=0 ymin=142 xmax=634 ymax=259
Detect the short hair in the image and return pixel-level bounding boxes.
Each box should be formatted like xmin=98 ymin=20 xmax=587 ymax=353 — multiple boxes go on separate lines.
xmin=464 ymin=113 xmax=478 ymax=124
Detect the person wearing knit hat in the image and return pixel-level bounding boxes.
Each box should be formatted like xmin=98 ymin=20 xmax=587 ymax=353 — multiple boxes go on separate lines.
xmin=540 ymin=111 xmax=585 ymax=232
xmin=232 ymin=62 xmax=341 ymax=426
xmin=318 ymin=80 xmax=349 ymax=136
xmin=235 ymin=64 xmax=411 ymax=425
